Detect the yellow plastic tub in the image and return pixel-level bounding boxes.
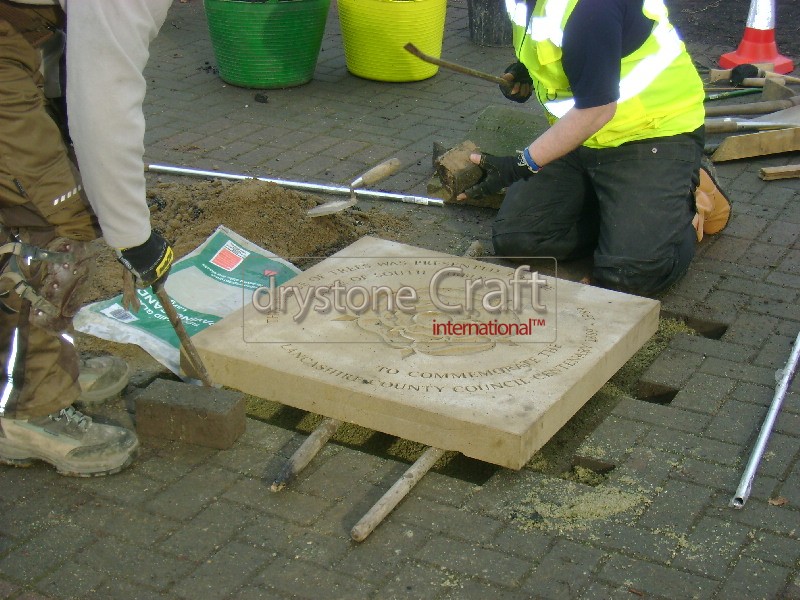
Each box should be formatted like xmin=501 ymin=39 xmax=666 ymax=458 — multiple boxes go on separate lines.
xmin=338 ymin=0 xmax=447 ymax=82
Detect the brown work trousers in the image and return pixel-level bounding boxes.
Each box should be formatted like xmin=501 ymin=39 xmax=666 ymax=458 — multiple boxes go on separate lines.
xmin=0 ymin=18 xmax=98 ymax=419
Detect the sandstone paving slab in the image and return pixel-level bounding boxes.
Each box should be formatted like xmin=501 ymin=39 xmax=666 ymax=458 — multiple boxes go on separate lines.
xmin=194 ymin=237 xmax=659 ymax=469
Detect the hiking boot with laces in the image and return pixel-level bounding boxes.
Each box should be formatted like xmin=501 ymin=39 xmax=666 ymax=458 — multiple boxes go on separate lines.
xmin=0 ymin=406 xmax=138 ymax=477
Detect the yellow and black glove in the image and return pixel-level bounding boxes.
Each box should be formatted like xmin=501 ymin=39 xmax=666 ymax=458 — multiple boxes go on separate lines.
xmin=116 ymin=231 xmax=173 ymax=288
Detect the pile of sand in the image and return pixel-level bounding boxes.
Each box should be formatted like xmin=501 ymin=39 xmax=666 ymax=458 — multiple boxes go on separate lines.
xmin=77 ymin=178 xmax=410 ymax=368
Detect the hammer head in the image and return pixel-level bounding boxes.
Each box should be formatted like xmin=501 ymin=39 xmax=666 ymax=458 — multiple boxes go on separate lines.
xmin=730 ymin=64 xmax=761 ymax=86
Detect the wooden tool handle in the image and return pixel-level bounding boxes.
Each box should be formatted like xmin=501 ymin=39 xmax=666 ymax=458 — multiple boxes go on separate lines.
xmin=404 ymin=42 xmax=511 ymax=89
xmin=705 ymin=95 xmax=800 ymax=117
xmin=153 ymin=283 xmax=213 ymax=387
xmin=351 ymin=158 xmax=403 ymax=189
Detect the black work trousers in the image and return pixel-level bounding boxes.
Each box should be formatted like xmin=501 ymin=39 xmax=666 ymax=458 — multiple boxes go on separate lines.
xmin=492 ymin=131 xmax=703 ymax=297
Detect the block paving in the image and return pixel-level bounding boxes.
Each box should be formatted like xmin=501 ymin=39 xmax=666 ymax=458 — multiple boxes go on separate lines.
xmin=1 ymin=1 xmax=798 ymax=598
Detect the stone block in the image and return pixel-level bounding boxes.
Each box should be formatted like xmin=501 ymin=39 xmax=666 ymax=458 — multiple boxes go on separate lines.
xmin=135 ymin=378 xmax=245 ymax=449
xmin=193 ymin=238 xmax=659 ymax=469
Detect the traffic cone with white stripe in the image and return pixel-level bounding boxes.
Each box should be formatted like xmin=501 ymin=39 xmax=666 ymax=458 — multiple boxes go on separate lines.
xmin=719 ymin=0 xmax=794 ymax=74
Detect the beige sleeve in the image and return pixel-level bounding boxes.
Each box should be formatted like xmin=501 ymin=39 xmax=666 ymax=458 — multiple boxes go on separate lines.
xmin=64 ymin=0 xmax=171 ymax=249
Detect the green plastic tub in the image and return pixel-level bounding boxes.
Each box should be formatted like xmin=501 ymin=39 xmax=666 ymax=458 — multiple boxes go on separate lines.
xmin=338 ymin=0 xmax=447 ymax=82
xmin=204 ymin=0 xmax=331 ymax=88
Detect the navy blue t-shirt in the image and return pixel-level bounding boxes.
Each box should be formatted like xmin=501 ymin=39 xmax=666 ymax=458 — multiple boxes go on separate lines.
xmin=561 ymin=0 xmax=654 ymax=108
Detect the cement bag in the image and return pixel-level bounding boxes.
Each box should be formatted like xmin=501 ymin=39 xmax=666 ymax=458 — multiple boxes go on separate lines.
xmin=74 ymin=225 xmax=300 ymax=376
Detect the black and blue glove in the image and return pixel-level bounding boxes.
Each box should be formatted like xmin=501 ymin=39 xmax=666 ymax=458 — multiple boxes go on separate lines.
xmin=463 ymin=152 xmax=538 ymax=200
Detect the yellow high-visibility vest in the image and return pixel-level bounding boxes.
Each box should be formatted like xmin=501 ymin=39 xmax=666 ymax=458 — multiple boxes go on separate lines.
xmin=506 ymin=0 xmax=704 ymax=148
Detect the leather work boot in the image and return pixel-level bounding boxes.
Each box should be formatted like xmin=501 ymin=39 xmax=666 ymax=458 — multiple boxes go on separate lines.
xmin=77 ymin=356 xmax=131 ymax=405
xmin=0 ymin=406 xmax=138 ymax=476
xmin=692 ymin=166 xmax=731 ymax=242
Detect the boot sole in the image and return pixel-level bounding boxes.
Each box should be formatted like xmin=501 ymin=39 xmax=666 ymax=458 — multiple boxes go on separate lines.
xmin=0 ymin=441 xmax=139 ymax=477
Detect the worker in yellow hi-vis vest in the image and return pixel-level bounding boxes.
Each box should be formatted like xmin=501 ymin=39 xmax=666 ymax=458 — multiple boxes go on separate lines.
xmin=460 ymin=0 xmax=730 ymax=296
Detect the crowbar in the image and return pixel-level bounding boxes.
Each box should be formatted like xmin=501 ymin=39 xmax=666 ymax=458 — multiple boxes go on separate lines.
xmin=145 ymin=164 xmax=444 ymax=208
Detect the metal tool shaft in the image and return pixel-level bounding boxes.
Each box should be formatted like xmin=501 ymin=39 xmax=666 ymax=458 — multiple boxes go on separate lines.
xmin=730 ymin=331 xmax=800 ymax=508
xmin=146 ymin=164 xmax=444 ymax=207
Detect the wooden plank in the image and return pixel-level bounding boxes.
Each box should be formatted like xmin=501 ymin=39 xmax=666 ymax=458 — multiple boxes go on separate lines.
xmin=759 ymin=164 xmax=800 ymax=180
xmin=711 ymin=128 xmax=800 ymax=162
xmin=705 ymin=96 xmax=800 ymax=117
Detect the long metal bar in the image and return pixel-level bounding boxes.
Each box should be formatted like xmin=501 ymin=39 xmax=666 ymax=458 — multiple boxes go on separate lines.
xmin=146 ymin=164 xmax=444 ymax=208
xmin=730 ymin=331 xmax=800 ymax=508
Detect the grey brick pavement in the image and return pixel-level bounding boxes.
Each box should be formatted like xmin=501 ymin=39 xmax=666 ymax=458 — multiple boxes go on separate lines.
xmin=1 ymin=1 xmax=799 ymax=598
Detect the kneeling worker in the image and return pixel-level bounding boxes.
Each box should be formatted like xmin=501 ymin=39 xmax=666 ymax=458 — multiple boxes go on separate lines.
xmin=461 ymin=0 xmax=730 ymax=296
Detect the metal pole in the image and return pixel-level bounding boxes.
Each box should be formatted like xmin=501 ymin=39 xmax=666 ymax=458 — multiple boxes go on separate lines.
xmin=146 ymin=164 xmax=444 ymax=208
xmin=730 ymin=331 xmax=800 ymax=508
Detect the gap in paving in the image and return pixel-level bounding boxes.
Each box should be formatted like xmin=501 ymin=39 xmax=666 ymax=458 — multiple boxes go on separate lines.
xmin=637 ymin=387 xmax=680 ymax=405
xmin=247 ymin=405 xmax=499 ymax=485
xmin=661 ymin=309 xmax=729 ymax=340
xmin=244 ymin=315 xmax=696 ymax=486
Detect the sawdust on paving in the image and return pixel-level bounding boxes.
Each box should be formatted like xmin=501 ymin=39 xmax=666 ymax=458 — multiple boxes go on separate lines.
xmin=523 ymin=317 xmax=696 ymax=482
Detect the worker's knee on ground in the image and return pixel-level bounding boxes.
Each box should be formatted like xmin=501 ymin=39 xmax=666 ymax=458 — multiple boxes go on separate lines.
xmin=592 ymin=256 xmax=673 ymax=296
xmin=592 ymin=247 xmax=692 ymax=297
xmin=492 ymin=221 xmax=589 ymax=261
xmin=492 ymin=230 xmax=529 ymax=260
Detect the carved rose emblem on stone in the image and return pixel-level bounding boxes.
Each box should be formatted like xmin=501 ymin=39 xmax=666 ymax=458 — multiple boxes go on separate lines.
xmin=336 ymin=288 xmax=520 ymax=357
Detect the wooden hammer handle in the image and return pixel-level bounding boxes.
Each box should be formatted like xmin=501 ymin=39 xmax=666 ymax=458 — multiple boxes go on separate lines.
xmin=351 ymin=157 xmax=403 ymax=189
xmin=404 ymin=42 xmax=511 ymax=90
xmin=153 ymin=283 xmax=213 ymax=387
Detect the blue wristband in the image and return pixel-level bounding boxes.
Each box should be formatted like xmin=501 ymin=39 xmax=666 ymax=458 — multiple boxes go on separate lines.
xmin=522 ymin=147 xmax=541 ymax=173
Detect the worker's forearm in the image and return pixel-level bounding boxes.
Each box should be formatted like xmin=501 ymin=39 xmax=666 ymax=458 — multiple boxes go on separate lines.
xmin=65 ymin=0 xmax=171 ymax=249
xmin=526 ymin=103 xmax=617 ymax=167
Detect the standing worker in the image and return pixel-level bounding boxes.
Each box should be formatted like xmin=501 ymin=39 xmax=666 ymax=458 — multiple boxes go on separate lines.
xmin=461 ymin=0 xmax=730 ymax=296
xmin=0 ymin=0 xmax=174 ymax=476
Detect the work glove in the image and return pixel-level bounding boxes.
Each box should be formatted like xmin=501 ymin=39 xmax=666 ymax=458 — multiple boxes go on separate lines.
xmin=116 ymin=230 xmax=174 ymax=288
xmin=462 ymin=152 xmax=536 ymax=200
xmin=501 ymin=62 xmax=533 ymax=103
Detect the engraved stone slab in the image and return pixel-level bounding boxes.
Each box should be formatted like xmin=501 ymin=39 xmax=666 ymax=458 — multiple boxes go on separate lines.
xmin=193 ymin=237 xmax=659 ymax=469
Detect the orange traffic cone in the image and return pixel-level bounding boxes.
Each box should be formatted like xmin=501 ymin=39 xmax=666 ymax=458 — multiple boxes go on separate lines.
xmin=719 ymin=0 xmax=794 ymax=74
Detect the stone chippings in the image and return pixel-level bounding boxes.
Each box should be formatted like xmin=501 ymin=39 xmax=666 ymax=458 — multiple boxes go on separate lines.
xmin=0 ymin=3 xmax=798 ymax=599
